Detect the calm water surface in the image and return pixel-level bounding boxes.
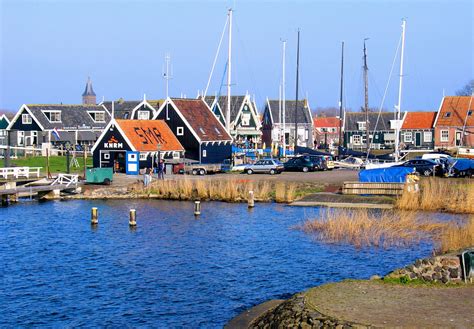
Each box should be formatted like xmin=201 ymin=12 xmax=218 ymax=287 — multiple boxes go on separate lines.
xmin=1 ymin=200 xmax=435 ymax=327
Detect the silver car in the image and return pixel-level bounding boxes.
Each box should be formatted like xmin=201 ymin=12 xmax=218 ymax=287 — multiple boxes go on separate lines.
xmin=245 ymin=159 xmax=284 ymax=175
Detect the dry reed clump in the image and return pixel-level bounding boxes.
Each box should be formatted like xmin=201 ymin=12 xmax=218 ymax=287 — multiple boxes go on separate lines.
xmin=396 ymin=178 xmax=474 ymax=214
xmin=275 ymin=182 xmax=297 ymax=203
xmin=301 ymin=208 xmax=474 ymax=253
xmin=438 ymin=216 xmax=474 ymax=254
xmin=300 ymin=209 xmax=449 ymax=249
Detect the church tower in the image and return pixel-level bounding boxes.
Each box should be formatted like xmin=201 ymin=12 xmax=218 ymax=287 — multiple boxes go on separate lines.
xmin=82 ymin=77 xmax=96 ymax=105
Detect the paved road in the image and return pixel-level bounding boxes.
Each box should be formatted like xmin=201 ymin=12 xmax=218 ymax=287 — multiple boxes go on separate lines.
xmin=105 ymin=169 xmax=359 ymax=188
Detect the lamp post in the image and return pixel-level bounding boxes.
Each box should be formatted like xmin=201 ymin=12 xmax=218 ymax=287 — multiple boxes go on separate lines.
xmin=157 ymin=142 xmax=162 ymax=166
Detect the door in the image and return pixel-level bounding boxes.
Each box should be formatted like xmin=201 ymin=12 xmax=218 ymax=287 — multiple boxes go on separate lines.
xmin=126 ymin=151 xmax=139 ymax=175
xmin=415 ymin=132 xmax=422 ymax=147
xmin=455 ymin=132 xmax=462 ymax=146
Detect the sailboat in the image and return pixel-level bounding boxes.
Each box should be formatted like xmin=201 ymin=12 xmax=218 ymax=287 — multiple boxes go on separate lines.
xmin=364 ymin=19 xmax=408 ymax=170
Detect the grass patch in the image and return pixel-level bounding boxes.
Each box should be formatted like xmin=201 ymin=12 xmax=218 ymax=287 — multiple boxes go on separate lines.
xmin=1 ymin=156 xmax=92 ymax=174
xmin=396 ymin=177 xmax=474 ymax=214
xmin=300 ymin=208 xmax=474 ymax=253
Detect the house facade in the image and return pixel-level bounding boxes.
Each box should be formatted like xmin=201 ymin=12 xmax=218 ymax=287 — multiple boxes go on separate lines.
xmin=92 ymin=119 xmax=184 ymax=173
xmin=101 ymin=98 xmax=163 ymax=120
xmin=400 ymin=111 xmax=436 ymax=150
xmin=7 ymin=104 xmax=111 ymax=152
xmin=313 ymin=116 xmax=341 ymax=149
xmin=343 ymin=112 xmax=394 ymax=150
xmin=262 ymin=99 xmax=313 ymax=149
xmin=0 ymin=114 xmax=10 ymax=146
xmin=433 ymin=96 xmax=474 ymax=149
xmin=154 ymin=98 xmax=233 ymax=164
xmin=203 ymin=94 xmax=262 ymax=147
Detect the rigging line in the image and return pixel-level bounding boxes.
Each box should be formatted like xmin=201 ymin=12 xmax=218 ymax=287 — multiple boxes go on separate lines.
xmin=204 ymin=15 xmax=229 ymax=98
xmin=368 ymin=33 xmax=402 ymax=154
xmin=459 ymin=92 xmax=474 ymax=149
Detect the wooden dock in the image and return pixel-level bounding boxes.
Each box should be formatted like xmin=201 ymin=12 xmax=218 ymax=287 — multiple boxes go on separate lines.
xmin=342 ymin=181 xmax=405 ymax=196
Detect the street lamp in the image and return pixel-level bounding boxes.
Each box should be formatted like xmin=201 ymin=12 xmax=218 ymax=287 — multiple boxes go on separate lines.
xmin=157 ymin=143 xmax=162 ymax=165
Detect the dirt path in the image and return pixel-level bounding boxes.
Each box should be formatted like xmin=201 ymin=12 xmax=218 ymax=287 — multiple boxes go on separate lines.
xmin=306 ymin=280 xmax=474 ymax=328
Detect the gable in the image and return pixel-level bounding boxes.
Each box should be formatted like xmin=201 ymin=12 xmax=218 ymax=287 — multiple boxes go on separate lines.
xmin=9 ymin=106 xmax=43 ymax=131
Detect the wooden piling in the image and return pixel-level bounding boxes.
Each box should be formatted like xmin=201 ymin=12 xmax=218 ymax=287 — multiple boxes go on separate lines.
xmin=248 ymin=190 xmax=255 ymax=208
xmin=91 ymin=207 xmax=98 ymax=225
xmin=129 ymin=209 xmax=137 ymax=226
xmin=194 ymin=201 xmax=201 ymax=216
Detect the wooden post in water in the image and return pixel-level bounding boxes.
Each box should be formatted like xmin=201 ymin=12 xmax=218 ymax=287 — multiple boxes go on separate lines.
xmin=194 ymin=201 xmax=201 ymax=216
xmin=248 ymin=190 xmax=255 ymax=208
xmin=91 ymin=207 xmax=98 ymax=225
xmin=129 ymin=209 xmax=137 ymax=226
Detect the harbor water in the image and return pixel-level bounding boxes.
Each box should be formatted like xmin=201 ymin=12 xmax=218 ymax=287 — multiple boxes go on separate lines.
xmin=1 ymin=200 xmax=436 ymax=327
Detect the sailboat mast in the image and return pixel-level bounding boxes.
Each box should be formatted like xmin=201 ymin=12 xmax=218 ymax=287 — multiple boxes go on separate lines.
xmin=363 ymin=39 xmax=369 ymax=157
xmin=226 ymin=8 xmax=232 ymax=133
xmin=395 ymin=19 xmax=406 ymax=162
xmin=282 ymin=39 xmax=286 ymax=157
xmin=339 ymin=41 xmax=344 ymax=150
xmin=294 ymin=29 xmax=300 ymax=151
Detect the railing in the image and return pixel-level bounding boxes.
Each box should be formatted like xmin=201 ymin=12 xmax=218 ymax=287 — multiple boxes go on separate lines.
xmin=51 ymin=174 xmax=78 ymax=187
xmin=0 ymin=167 xmax=42 ymax=180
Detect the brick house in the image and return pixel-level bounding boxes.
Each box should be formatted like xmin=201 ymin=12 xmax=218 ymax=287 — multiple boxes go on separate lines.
xmin=313 ymin=116 xmax=341 ymax=149
xmin=433 ymin=96 xmax=474 ymax=149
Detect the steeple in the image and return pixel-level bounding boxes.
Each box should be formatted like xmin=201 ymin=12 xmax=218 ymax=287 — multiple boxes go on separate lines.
xmin=82 ymin=77 xmax=96 ymax=105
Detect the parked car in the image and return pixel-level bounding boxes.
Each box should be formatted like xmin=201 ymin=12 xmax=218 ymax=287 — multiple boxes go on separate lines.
xmin=301 ymin=154 xmax=334 ymax=170
xmin=334 ymin=156 xmax=364 ymax=170
xmin=396 ymin=159 xmax=444 ymax=176
xmin=245 ymin=159 xmax=284 ymax=175
xmin=283 ymin=157 xmax=314 ymax=172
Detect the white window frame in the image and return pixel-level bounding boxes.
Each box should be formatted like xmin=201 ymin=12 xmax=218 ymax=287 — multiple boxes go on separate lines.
xmin=357 ymin=121 xmax=366 ymax=130
xmin=177 ymin=127 xmax=184 ymax=136
xmin=423 ymin=131 xmax=432 ymax=143
xmin=352 ymin=135 xmax=361 ymax=145
xmin=138 ymin=111 xmax=150 ymax=120
xmin=241 ymin=113 xmax=251 ymax=126
xmin=17 ymin=131 xmax=25 ymax=145
xmin=88 ymin=111 xmax=105 ymax=123
xmin=22 ymin=114 xmax=32 ymax=124
xmin=440 ymin=130 xmax=449 ymax=142
xmin=202 ymin=150 xmax=207 ymax=157
xmin=172 ymin=151 xmax=180 ymax=159
xmin=139 ymin=152 xmax=148 ymax=161
xmin=404 ymin=131 xmax=412 ymax=143
xmin=103 ymin=153 xmax=110 ymax=160
xmin=43 ymin=110 xmax=61 ymax=123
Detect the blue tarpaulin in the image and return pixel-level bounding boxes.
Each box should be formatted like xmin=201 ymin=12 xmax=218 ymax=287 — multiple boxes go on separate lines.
xmin=452 ymin=158 xmax=474 ymax=171
xmin=359 ymin=167 xmax=414 ymax=183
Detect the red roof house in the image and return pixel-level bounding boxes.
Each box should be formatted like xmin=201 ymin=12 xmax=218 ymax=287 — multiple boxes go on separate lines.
xmin=400 ymin=111 xmax=436 ymax=150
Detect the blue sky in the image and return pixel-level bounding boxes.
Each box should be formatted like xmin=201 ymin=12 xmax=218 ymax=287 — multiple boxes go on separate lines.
xmin=0 ymin=0 xmax=472 ymax=113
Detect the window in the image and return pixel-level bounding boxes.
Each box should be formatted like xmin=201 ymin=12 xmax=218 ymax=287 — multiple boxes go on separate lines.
xmin=177 ymin=127 xmax=184 ymax=136
xmin=241 ymin=113 xmax=251 ymax=126
xmin=404 ymin=132 xmax=412 ymax=143
xmin=440 ymin=130 xmax=449 ymax=142
xmin=22 ymin=114 xmax=32 ymax=124
xmin=468 ymin=110 xmax=473 ymax=116
xmin=331 ymin=128 xmax=336 ymax=132
xmin=202 ymin=150 xmax=207 ymax=157
xmin=305 ymin=129 xmax=309 ymax=140
xmin=352 ymin=135 xmax=361 ymax=145
xmin=88 ymin=111 xmax=105 ymax=122
xmin=444 ymin=112 xmax=451 ymax=118
xmin=43 ymin=111 xmax=61 ymax=123
xmin=138 ymin=111 xmax=150 ymax=120
xmin=18 ymin=131 xmax=25 ymax=145
xmin=357 ymin=122 xmax=366 ymax=130
xmin=172 ymin=151 xmax=180 ymax=159
xmin=103 ymin=153 xmax=110 ymax=160
xmin=139 ymin=152 xmax=148 ymax=161
xmin=423 ymin=131 xmax=432 ymax=142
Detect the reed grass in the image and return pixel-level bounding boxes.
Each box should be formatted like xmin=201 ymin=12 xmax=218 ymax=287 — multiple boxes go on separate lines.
xmin=133 ymin=178 xmax=298 ymax=203
xmin=396 ymin=178 xmax=474 ymax=213
xmin=301 ymin=209 xmax=474 ymax=253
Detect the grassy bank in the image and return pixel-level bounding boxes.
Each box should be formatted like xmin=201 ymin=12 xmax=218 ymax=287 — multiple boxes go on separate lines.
xmin=130 ymin=178 xmax=316 ymax=203
xmin=301 ymin=209 xmax=474 ymax=254
xmin=396 ymin=177 xmax=474 ymax=213
xmin=1 ymin=156 xmax=92 ymax=174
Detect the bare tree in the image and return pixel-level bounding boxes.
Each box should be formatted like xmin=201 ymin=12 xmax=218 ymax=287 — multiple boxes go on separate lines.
xmin=456 ymin=79 xmax=473 ymax=96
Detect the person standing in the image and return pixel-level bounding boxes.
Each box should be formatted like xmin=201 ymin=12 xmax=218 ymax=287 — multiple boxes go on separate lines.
xmin=158 ymin=160 xmax=165 ymax=180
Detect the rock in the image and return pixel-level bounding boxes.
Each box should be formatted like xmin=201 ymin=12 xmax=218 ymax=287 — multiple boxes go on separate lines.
xmin=415 ymin=259 xmax=423 ymax=267
xmin=449 ymin=267 xmax=459 ymax=278
xmin=432 ymin=272 xmax=441 ymax=281
xmin=409 ymin=272 xmax=417 ymax=279
xmin=422 ymin=273 xmax=433 ymax=282
xmin=370 ymin=275 xmax=381 ymax=280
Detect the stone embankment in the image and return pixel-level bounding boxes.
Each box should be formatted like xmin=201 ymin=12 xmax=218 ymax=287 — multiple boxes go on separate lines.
xmin=250 ymin=293 xmax=370 ymax=329
xmin=385 ymin=253 xmax=463 ymax=283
